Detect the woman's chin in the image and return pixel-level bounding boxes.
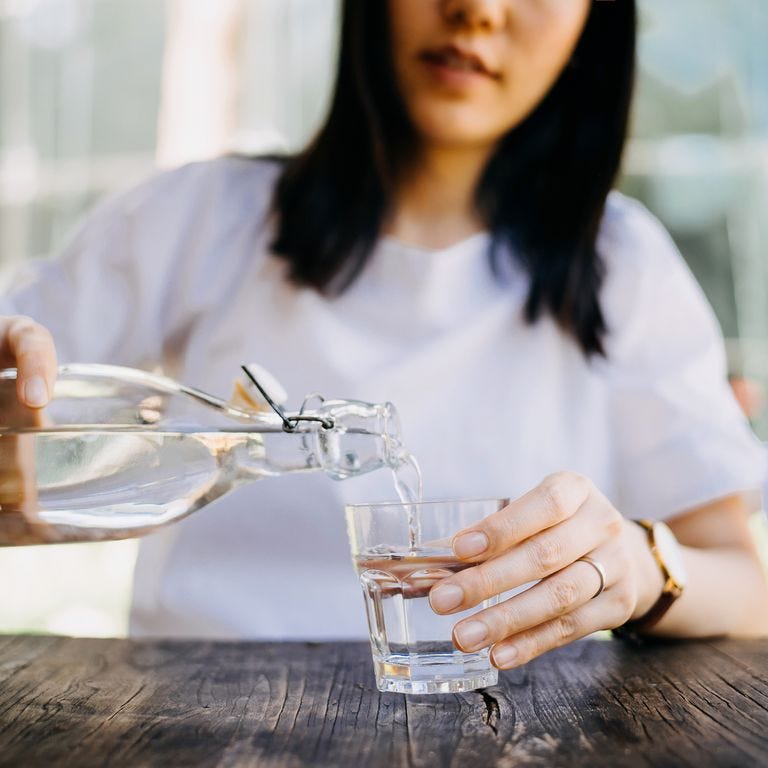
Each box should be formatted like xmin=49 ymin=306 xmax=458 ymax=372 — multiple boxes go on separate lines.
xmin=413 ymin=122 xmax=504 ymax=153
xmin=408 ymin=106 xmax=517 ymax=153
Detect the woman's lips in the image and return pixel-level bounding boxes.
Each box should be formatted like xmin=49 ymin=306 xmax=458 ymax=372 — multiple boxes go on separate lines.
xmin=419 ymin=44 xmax=501 ymax=87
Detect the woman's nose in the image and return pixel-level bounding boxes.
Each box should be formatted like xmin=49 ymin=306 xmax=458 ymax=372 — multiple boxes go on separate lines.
xmin=440 ymin=0 xmax=509 ymax=32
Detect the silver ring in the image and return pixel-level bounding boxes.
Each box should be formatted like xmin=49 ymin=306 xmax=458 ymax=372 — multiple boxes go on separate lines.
xmin=576 ymin=556 xmax=607 ymax=599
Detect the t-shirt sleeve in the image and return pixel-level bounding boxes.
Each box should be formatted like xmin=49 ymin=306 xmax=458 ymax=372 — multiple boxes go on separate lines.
xmin=0 ymin=157 xmax=278 ymax=369
xmin=597 ymin=192 xmax=767 ymax=520
xmin=0 ymin=183 xmax=167 ymax=367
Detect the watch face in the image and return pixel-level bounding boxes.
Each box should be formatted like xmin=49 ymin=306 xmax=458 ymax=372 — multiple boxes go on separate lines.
xmin=655 ymin=522 xmax=688 ymax=588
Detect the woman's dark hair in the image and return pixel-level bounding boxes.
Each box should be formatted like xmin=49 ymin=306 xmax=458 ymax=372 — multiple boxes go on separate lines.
xmin=270 ymin=0 xmax=637 ymax=356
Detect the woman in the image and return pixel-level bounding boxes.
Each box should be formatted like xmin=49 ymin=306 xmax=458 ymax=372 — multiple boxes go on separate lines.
xmin=1 ymin=0 xmax=767 ymax=662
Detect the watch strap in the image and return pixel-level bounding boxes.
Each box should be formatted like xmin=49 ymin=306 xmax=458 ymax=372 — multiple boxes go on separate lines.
xmin=614 ymin=519 xmax=683 ymax=637
xmin=621 ymin=581 xmax=679 ymax=633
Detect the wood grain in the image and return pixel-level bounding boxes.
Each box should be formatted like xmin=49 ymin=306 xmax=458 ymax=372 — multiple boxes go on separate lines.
xmin=0 ymin=635 xmax=766 ymax=767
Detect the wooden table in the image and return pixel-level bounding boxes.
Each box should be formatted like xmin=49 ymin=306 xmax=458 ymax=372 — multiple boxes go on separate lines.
xmin=0 ymin=635 xmax=766 ymax=767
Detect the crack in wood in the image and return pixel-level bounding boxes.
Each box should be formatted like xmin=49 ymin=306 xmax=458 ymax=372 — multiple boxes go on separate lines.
xmin=714 ymin=671 xmax=768 ymax=711
xmin=478 ymin=688 xmax=500 ymax=736
xmin=401 ymin=697 xmax=416 ymax=768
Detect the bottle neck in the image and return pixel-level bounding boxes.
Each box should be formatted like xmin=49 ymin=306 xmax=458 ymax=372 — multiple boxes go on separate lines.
xmin=229 ymin=400 xmax=408 ymax=482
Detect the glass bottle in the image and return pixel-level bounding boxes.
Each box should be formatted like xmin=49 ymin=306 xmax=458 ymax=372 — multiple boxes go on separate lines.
xmin=0 ymin=364 xmax=415 ymax=546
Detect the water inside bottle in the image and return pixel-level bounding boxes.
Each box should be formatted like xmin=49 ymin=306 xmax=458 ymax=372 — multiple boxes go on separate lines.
xmin=0 ymin=429 xmax=266 ymax=545
xmin=0 ymin=427 xmax=426 ymax=547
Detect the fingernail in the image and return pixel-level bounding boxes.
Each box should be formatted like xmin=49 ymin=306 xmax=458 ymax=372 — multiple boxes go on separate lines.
xmin=453 ymin=531 xmax=489 ymax=559
xmin=429 ymin=584 xmax=464 ymax=613
xmin=454 ymin=620 xmax=488 ymax=651
xmin=491 ymin=644 xmax=518 ymax=669
xmin=23 ymin=375 xmax=48 ymax=408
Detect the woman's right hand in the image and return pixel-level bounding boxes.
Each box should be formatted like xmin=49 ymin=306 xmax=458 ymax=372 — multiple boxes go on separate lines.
xmin=0 ymin=315 xmax=57 ymax=410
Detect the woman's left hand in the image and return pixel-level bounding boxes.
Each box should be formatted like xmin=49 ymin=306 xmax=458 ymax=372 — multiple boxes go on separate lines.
xmin=429 ymin=472 xmax=662 ymax=669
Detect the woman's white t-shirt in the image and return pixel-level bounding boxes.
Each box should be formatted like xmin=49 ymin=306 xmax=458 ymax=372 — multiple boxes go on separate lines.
xmin=2 ymin=157 xmax=765 ymax=639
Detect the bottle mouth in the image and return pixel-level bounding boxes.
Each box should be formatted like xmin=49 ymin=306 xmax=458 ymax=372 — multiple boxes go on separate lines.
xmin=380 ymin=402 xmax=405 ymax=462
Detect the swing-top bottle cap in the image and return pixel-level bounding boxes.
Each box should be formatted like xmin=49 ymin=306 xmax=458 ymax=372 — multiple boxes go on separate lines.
xmin=230 ymin=363 xmax=288 ymax=412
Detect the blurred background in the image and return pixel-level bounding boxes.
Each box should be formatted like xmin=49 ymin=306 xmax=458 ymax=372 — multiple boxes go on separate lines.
xmin=0 ymin=0 xmax=766 ymax=636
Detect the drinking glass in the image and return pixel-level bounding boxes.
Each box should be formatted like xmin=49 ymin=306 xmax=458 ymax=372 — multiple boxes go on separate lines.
xmin=346 ymin=497 xmax=508 ymax=694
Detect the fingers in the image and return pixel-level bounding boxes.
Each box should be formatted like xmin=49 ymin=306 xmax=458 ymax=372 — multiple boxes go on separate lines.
xmin=0 ymin=317 xmax=57 ymax=409
xmin=451 ymin=471 xmax=593 ymax=562
xmin=451 ymin=543 xmax=622 ymax=653
xmin=439 ymin=472 xmax=636 ymax=670
xmin=430 ymin=497 xmax=620 ymax=614
xmin=488 ymin=577 xmax=636 ymax=669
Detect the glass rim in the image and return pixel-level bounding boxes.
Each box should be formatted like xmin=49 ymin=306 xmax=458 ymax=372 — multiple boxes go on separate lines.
xmin=345 ymin=496 xmax=509 ymax=512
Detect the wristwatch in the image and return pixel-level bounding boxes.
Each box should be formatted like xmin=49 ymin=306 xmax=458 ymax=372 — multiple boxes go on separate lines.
xmin=616 ymin=519 xmax=688 ymax=636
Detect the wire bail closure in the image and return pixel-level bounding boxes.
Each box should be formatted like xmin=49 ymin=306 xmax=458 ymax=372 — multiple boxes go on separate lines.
xmin=240 ymin=365 xmax=334 ymax=432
